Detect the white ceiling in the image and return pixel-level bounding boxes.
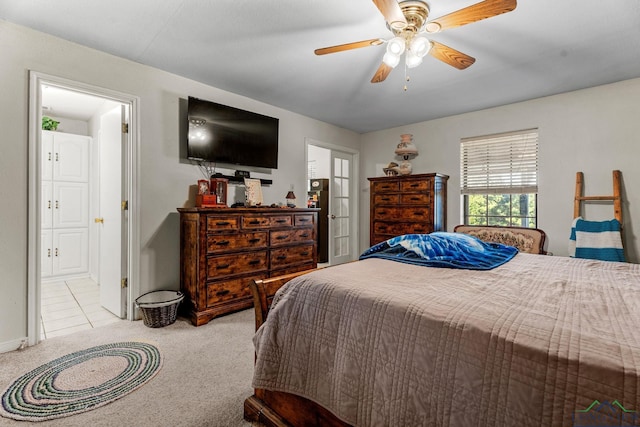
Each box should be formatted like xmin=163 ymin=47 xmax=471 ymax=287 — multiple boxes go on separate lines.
xmin=2 ymin=0 xmax=640 ymax=133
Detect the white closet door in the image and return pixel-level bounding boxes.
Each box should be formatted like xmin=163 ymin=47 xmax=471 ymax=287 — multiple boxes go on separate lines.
xmin=42 ymin=131 xmax=54 ymax=180
xmin=41 ymin=180 xmax=53 ymax=229
xmin=53 ymin=182 xmax=88 ymax=228
xmin=53 ymin=133 xmax=89 ymax=182
xmin=53 ymin=228 xmax=88 ymax=275
xmin=41 ymin=229 xmax=53 ymax=278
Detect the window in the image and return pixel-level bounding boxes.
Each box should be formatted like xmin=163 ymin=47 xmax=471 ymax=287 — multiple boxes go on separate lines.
xmin=460 ymin=129 xmax=538 ymax=227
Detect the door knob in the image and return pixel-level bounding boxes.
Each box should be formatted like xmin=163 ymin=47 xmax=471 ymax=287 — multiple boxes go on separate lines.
xmin=330 ymin=214 xmax=336 ymax=219
xmin=94 ymin=218 xmax=104 ymax=224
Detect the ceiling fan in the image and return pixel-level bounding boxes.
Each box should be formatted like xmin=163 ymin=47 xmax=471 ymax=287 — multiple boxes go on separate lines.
xmin=314 ymin=0 xmax=517 ymax=83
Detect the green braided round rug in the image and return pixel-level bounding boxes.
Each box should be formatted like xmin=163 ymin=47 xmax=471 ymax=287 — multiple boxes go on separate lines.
xmin=0 ymin=342 xmax=162 ymax=422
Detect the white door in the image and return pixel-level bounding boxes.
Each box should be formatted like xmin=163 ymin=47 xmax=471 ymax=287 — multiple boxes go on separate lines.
xmin=53 ymin=133 xmax=90 ymax=182
xmin=54 ymin=229 xmax=89 ymax=275
xmin=41 ymin=229 xmax=53 ymax=278
xmin=329 ymin=151 xmax=354 ymax=265
xmin=97 ymin=106 xmax=125 ymax=317
xmin=53 ymin=182 xmax=89 ymax=228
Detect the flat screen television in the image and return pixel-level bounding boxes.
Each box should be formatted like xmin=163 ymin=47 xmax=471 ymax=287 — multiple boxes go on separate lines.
xmin=186 ymin=96 xmax=279 ymax=169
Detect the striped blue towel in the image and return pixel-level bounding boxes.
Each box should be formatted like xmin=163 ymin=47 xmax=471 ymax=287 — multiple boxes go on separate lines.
xmin=568 ymin=217 xmax=625 ymax=262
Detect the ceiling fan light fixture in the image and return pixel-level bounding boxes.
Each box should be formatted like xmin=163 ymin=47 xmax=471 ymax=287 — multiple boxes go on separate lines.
xmin=405 ymin=51 xmax=423 ymax=68
xmin=410 ymin=36 xmax=431 ymax=58
xmin=386 ymin=37 xmax=406 ymax=56
xmin=383 ymin=51 xmax=401 ymax=68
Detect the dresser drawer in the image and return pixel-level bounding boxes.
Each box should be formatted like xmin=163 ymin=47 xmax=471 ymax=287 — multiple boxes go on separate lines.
xmin=206 ymin=274 xmax=262 ymax=306
xmin=269 ymin=215 xmax=292 ymax=227
xmin=206 ymin=232 xmax=267 ymax=254
xmin=294 ymin=214 xmax=315 ymax=227
xmin=207 ymin=251 xmax=268 ymax=278
xmin=271 ymin=263 xmax=316 ymax=278
xmin=372 ymin=181 xmax=399 ymax=193
xmin=270 ymin=244 xmax=314 ymax=268
xmin=400 ymin=180 xmax=429 ymax=192
xmin=373 ymin=221 xmax=431 ymax=236
xmin=400 ymin=193 xmax=431 ymax=204
xmin=373 ymin=194 xmax=399 ymax=205
xmin=242 ymin=216 xmax=271 ymax=228
xmin=206 ymin=216 xmax=239 ymax=231
xmin=374 ymin=206 xmax=431 ymax=221
xmin=270 ymin=228 xmax=314 ymax=246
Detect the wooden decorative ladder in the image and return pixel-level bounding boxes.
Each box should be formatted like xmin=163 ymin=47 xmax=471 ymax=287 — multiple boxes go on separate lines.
xmin=573 ymin=170 xmax=622 ymax=224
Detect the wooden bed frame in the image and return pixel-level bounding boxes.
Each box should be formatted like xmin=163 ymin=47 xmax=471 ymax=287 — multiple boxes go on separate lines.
xmin=243 ymin=269 xmax=352 ymax=427
xmin=244 ymin=226 xmax=549 ymax=426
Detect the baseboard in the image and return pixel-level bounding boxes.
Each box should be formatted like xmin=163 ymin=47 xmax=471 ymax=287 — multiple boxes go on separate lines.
xmin=0 ymin=337 xmax=28 ymax=354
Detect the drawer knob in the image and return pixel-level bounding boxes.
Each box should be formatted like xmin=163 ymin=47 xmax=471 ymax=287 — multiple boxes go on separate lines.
xmin=276 ymin=255 xmax=287 ymax=260
xmin=216 ymin=240 xmax=230 ymax=246
xmin=216 ymin=221 xmax=230 ymax=226
xmin=381 ymin=197 xmax=391 ymax=201
xmin=249 ymin=220 xmax=260 ymax=225
xmin=298 ymin=218 xmax=309 ymax=222
xmin=301 ymin=251 xmax=309 ymax=256
xmin=249 ymin=238 xmax=261 ymax=243
xmin=217 ymin=264 xmax=230 ymax=269
xmin=300 ymin=233 xmax=309 ymax=238
xmin=248 ymin=259 xmax=261 ymax=265
xmin=216 ymin=289 xmax=230 ymax=296
xmin=411 ymin=197 xmax=420 ymax=201
xmin=275 ymin=235 xmax=288 ymax=240
xmin=275 ymin=219 xmax=287 ymax=223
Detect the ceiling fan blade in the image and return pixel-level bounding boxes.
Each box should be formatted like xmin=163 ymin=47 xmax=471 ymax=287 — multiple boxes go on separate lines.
xmin=425 ymin=0 xmax=516 ymax=33
xmin=315 ymin=38 xmax=385 ymax=55
xmin=371 ymin=62 xmax=394 ymax=83
xmin=372 ymin=0 xmax=408 ymax=30
xmin=429 ymin=41 xmax=476 ymax=70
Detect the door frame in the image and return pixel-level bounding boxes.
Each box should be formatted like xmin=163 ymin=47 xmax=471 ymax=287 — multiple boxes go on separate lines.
xmin=304 ymin=138 xmax=360 ymax=264
xmin=27 ymin=71 xmax=140 ymax=345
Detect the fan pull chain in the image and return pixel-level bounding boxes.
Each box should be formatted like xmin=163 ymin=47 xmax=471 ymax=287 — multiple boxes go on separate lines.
xmin=404 ymin=63 xmax=410 ymax=91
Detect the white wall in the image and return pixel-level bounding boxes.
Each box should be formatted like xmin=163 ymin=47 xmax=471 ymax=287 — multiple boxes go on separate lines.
xmin=360 ymin=78 xmax=640 ymax=262
xmin=0 ymin=20 xmax=360 ymax=349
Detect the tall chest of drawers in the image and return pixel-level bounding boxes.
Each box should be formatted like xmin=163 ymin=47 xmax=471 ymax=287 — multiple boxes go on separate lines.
xmin=178 ymin=207 xmax=318 ymax=326
xmin=368 ymin=173 xmax=448 ymax=246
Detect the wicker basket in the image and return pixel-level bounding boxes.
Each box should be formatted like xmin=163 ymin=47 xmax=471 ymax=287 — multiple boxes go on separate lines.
xmin=135 ymin=290 xmax=184 ymax=328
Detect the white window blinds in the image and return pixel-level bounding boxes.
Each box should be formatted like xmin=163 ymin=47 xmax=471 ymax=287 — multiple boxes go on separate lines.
xmin=460 ymin=129 xmax=538 ymax=195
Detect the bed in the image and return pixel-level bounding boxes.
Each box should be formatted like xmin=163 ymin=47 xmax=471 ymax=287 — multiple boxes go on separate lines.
xmin=244 ymin=235 xmax=640 ymax=427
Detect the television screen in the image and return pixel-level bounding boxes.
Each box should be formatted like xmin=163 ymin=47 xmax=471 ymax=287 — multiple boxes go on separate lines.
xmin=186 ymin=96 xmax=279 ymax=169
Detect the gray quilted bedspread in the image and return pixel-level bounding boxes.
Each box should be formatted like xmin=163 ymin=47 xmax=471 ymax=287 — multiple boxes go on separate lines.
xmin=252 ymin=254 xmax=640 ymax=426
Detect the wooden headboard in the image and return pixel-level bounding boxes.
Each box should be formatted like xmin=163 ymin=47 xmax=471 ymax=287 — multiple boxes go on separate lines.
xmin=453 ymin=225 xmax=547 ymax=254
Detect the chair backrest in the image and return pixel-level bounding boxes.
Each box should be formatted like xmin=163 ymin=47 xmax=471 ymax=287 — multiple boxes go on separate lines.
xmin=453 ymin=225 xmax=546 ymax=254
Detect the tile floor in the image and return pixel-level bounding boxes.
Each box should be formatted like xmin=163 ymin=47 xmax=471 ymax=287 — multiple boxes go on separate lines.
xmin=40 ymin=277 xmax=122 ymax=340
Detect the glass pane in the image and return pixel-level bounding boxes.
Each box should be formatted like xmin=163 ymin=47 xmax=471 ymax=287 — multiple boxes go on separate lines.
xmin=334 ymin=218 xmax=341 ymax=237
xmin=333 ymin=200 xmax=342 ymax=217
xmin=341 ymin=198 xmax=349 ymax=217
xmin=487 ymin=194 xmax=508 ymax=218
xmin=468 ymin=194 xmax=487 ymax=216
xmin=340 ymin=218 xmax=349 ymax=237
xmin=341 ymin=178 xmax=349 ymax=197
xmin=341 ymin=237 xmax=349 ymax=256
xmin=334 ymin=158 xmax=342 ymax=177
xmin=342 ymin=159 xmax=349 ymax=178
xmin=333 ymin=178 xmax=341 ymax=198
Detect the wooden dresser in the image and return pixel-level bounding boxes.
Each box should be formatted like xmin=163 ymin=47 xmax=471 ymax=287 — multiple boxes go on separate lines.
xmin=368 ymin=173 xmax=448 ymax=246
xmin=178 ymin=207 xmax=318 ymax=326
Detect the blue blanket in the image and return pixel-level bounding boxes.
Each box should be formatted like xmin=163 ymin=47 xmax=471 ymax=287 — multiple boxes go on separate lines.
xmin=359 ymin=232 xmax=518 ymax=270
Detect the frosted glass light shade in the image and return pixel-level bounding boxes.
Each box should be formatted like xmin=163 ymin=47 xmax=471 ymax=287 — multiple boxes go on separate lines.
xmin=405 ymin=51 xmax=423 ymax=68
xmin=386 ymin=37 xmax=406 ymax=56
xmin=410 ymin=37 xmax=431 ymax=58
xmin=383 ymin=52 xmax=401 ymax=68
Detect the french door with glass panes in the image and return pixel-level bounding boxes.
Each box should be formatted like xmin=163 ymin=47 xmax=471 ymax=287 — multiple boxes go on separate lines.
xmin=329 ymin=151 xmax=354 ymax=265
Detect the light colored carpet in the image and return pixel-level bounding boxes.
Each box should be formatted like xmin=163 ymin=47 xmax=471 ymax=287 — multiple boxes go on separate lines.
xmin=0 ymin=309 xmax=259 ymax=427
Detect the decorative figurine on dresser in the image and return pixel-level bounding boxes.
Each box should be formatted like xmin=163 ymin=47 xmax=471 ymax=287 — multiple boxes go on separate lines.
xmin=178 ymin=206 xmax=319 ymax=326
xmin=368 ymin=173 xmax=448 ymax=246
